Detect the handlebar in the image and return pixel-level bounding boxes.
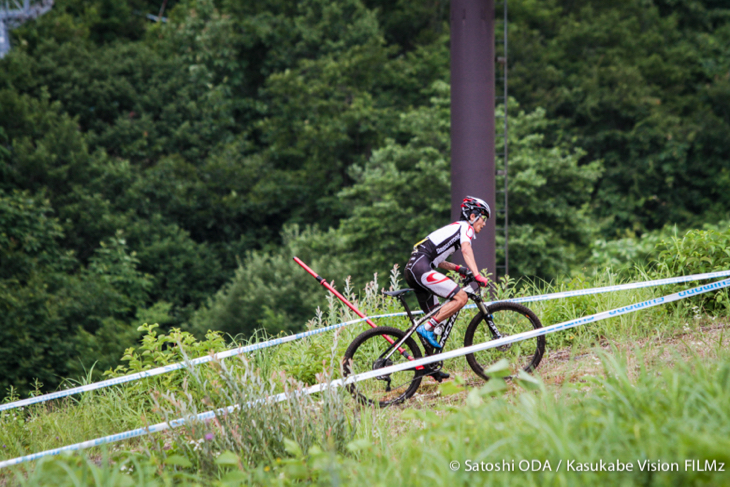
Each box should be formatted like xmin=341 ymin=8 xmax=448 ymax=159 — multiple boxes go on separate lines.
xmin=459 ymin=271 xmax=491 ymax=297
xmin=460 ymin=273 xmax=474 ymax=284
xmin=456 ymin=266 xmax=473 ymax=278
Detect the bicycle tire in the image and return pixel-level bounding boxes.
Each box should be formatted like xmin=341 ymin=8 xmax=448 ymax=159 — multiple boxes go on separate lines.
xmin=464 ymin=302 xmax=545 ymax=381
xmin=342 ymin=326 xmax=423 ymax=408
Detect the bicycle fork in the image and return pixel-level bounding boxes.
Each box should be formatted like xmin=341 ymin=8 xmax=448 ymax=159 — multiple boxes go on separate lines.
xmin=474 ymin=299 xmax=503 ymax=340
xmin=477 ymin=300 xmax=513 ymax=352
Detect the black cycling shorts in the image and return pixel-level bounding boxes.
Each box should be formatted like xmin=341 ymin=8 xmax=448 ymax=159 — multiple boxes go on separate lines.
xmin=404 ymin=252 xmax=460 ymax=313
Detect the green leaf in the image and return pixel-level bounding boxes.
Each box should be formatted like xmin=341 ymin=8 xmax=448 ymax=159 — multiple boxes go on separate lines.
xmin=515 ymin=370 xmax=543 ymax=391
xmin=215 ymin=450 xmax=240 ymax=466
xmin=438 ymin=381 xmax=463 ymax=396
xmin=164 ymin=454 xmax=192 ymax=467
xmin=220 ymin=470 xmax=248 ymax=485
xmin=307 ymin=445 xmax=324 ymax=458
xmin=346 ymin=439 xmax=371 ymax=453
xmin=283 ymin=438 xmax=303 ymax=458
xmin=284 ymin=463 xmax=309 ymax=480
xmin=484 ymin=358 xmax=512 ymax=378
xmin=479 ymin=379 xmax=508 ymax=396
xmin=466 ymin=387 xmax=484 ymax=407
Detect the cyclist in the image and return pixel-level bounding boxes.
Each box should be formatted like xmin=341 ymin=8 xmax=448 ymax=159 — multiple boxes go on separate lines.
xmin=405 ymin=196 xmax=491 ymax=378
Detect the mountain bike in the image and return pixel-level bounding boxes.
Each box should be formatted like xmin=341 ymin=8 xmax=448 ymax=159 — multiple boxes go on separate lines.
xmin=341 ymin=271 xmax=545 ymax=407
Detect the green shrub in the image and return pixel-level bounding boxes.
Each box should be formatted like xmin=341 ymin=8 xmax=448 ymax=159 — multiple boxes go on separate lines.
xmin=587 ymin=227 xmax=675 ymax=272
xmin=650 ymin=223 xmax=730 ymax=313
xmin=100 ymin=323 xmax=227 ymax=412
xmin=187 ymin=224 xmax=353 ymax=340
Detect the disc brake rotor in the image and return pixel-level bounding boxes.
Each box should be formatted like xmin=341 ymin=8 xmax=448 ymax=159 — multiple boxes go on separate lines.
xmin=373 ymin=358 xmax=394 ymax=380
xmin=495 ymin=335 xmax=512 ymax=352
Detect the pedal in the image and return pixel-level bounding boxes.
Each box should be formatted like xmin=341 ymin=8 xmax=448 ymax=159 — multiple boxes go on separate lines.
xmin=415 ymin=363 xmax=447 ymax=382
xmin=429 ymin=370 xmax=450 ymax=383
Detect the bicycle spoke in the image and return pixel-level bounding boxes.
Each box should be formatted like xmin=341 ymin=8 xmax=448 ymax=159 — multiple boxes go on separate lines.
xmin=465 ymin=302 xmax=545 ymax=380
xmin=343 ymin=327 xmax=423 ymax=407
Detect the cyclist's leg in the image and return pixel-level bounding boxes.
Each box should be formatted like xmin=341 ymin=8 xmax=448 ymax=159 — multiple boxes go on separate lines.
xmin=408 ymin=280 xmax=439 ymax=316
xmin=405 ymin=254 xmax=443 ymax=315
xmin=433 ymin=289 xmax=468 ymax=323
xmin=405 ymin=260 xmax=451 ymax=381
xmin=413 ymin=266 xmax=465 ymax=323
xmin=406 ymin=255 xmax=464 ymax=350
xmin=406 ymin=254 xmax=461 ymax=307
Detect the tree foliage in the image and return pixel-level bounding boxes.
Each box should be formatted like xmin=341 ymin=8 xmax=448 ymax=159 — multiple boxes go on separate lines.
xmin=338 ymin=88 xmax=602 ymax=280
xmin=508 ymin=0 xmax=730 ymax=232
xmin=188 ymin=225 xmax=353 ymax=339
xmin=0 ymin=192 xmax=148 ymax=392
xmin=0 ymin=0 xmax=728 ymax=393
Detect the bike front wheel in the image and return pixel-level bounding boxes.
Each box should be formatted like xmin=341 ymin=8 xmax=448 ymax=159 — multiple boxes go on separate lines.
xmin=464 ymin=302 xmax=545 ymax=381
xmin=342 ymin=326 xmax=423 ymax=408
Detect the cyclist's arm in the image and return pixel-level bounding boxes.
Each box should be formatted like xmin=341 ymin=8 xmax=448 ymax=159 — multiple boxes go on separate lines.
xmin=460 ymin=241 xmax=480 ymax=276
xmin=437 ymin=261 xmax=460 ymax=272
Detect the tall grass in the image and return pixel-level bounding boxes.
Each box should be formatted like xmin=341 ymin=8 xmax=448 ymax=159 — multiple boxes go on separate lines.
xmin=267 ymin=342 xmax=730 ymax=486
xmin=2 ymin=259 xmax=729 ymax=485
xmin=0 ymin=383 xmax=147 ymax=462
xmin=145 ymin=323 xmax=355 ymax=477
xmin=12 ymin=336 xmax=730 ymax=486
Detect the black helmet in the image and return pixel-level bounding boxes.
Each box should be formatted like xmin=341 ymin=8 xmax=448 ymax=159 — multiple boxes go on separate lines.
xmin=461 ymin=195 xmax=491 ymax=221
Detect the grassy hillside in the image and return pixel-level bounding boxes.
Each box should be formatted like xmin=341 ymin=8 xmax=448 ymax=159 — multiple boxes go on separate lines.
xmin=1 ymin=263 xmax=729 ymax=486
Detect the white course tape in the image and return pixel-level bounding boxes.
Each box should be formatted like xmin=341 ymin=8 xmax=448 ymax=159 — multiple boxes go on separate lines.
xmin=0 ymin=408 xmax=233 ymax=469
xmin=2 ymin=277 xmax=728 ymax=470
xmin=2 ymin=269 xmax=729 ymax=413
xmin=0 ymin=318 xmax=365 ymax=413
xmin=496 ymin=269 xmax=730 ymax=305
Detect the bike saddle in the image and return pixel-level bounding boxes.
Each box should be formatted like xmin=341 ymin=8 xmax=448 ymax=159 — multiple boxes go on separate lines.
xmin=382 ymin=288 xmax=414 ymax=298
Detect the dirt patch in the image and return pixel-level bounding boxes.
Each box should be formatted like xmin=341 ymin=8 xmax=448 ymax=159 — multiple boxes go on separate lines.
xmin=541 ymin=319 xmax=729 ymax=385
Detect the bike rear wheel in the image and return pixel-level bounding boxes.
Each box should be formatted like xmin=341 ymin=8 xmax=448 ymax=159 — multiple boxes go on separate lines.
xmin=464 ymin=302 xmax=545 ymax=381
xmin=342 ymin=326 xmax=423 ymax=407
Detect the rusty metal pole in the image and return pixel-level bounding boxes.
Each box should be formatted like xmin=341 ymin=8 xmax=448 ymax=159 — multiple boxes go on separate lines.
xmin=450 ymin=0 xmax=496 ymax=280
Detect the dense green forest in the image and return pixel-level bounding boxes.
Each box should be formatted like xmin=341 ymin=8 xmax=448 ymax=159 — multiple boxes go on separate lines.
xmin=1 ymin=0 xmax=729 ymax=394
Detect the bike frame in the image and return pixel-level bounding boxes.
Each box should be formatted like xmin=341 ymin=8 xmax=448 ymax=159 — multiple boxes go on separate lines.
xmin=294 ymin=257 xmax=505 ymax=373
xmin=379 ymin=276 xmax=503 ymax=364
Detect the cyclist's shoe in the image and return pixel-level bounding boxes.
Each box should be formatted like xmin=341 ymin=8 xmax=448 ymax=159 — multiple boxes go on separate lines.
xmin=417 ymin=325 xmax=442 ymax=349
xmin=429 ymin=370 xmax=450 ymax=383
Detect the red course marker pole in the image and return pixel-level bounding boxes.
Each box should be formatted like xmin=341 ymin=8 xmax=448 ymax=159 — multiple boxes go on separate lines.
xmin=293 ymin=257 xmax=422 ymax=367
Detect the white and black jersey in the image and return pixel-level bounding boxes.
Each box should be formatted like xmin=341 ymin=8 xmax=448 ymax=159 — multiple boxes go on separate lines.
xmin=413 ymin=221 xmax=475 ymax=268
xmin=404 ymin=221 xmax=476 ymax=313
